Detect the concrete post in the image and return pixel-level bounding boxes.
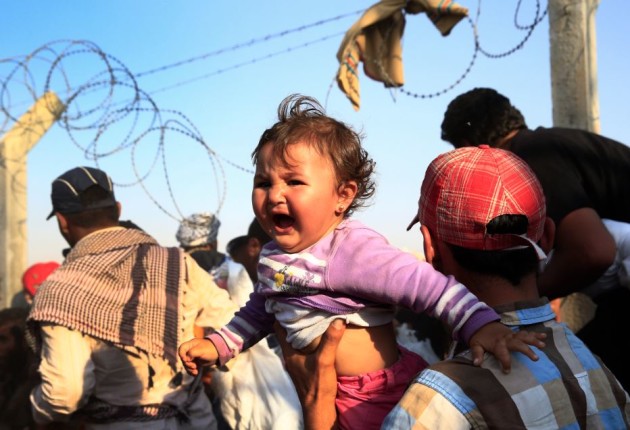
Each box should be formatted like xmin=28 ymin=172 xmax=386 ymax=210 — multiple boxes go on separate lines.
xmin=548 ymin=0 xmax=600 ymax=132
xmin=0 ymin=92 xmax=64 ymax=308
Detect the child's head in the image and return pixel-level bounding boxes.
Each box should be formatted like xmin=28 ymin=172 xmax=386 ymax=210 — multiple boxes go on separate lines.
xmin=251 ymin=94 xmax=375 ymax=253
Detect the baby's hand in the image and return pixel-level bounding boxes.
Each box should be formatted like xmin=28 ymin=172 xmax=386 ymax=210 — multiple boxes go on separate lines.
xmin=469 ymin=322 xmax=546 ymax=374
xmin=178 ymin=338 xmax=219 ymax=376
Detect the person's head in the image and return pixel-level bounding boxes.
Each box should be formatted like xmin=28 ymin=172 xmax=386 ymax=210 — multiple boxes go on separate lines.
xmin=227 ymin=218 xmax=272 ymax=282
xmin=48 ymin=166 xmax=121 ymax=246
xmin=441 ymin=88 xmax=527 ymax=148
xmin=22 ymin=261 xmax=60 ymax=304
xmin=0 ymin=307 xmax=29 ymax=369
xmin=247 ymin=216 xmax=272 ymax=246
xmin=226 ymin=235 xmax=250 ymax=262
xmin=251 ymin=94 xmax=376 ymax=253
xmin=408 ymin=146 xmax=554 ymax=301
xmin=176 ymin=212 xmax=221 ymax=252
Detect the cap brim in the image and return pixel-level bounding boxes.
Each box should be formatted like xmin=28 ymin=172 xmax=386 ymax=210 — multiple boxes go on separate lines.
xmin=46 ymin=209 xmax=55 ymax=220
xmin=406 ymin=214 xmax=420 ymax=231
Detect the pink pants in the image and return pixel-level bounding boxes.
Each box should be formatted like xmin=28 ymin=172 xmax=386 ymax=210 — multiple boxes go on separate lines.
xmin=335 ymin=345 xmax=428 ymax=430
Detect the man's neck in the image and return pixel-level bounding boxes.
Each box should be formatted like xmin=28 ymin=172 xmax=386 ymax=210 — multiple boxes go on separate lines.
xmin=452 ymin=269 xmax=539 ymax=308
xmin=496 ymin=129 xmax=521 ymax=148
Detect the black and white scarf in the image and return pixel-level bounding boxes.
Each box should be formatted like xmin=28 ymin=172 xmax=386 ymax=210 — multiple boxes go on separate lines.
xmin=28 ymin=227 xmax=185 ymax=370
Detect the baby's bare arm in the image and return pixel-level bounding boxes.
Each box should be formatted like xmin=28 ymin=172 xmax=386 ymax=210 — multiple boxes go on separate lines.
xmin=469 ymin=322 xmax=547 ymax=373
xmin=178 ymin=338 xmax=219 ymax=376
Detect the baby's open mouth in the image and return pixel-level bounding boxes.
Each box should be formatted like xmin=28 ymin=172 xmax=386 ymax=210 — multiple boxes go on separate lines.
xmin=273 ymin=214 xmax=295 ymax=229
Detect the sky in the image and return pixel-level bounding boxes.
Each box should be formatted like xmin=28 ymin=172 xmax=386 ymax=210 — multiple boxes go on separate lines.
xmin=1 ymin=1 xmax=629 ymax=265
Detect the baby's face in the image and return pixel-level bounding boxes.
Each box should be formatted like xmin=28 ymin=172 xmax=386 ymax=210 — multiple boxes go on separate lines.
xmin=252 ymin=141 xmax=343 ymax=253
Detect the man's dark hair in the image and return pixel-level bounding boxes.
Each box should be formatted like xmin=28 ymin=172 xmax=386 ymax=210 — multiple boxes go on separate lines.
xmin=441 ymin=88 xmax=528 ymax=148
xmin=247 ymin=218 xmax=271 ymax=245
xmin=447 ymin=214 xmax=539 ymax=285
xmin=63 ymin=185 xmax=118 ymax=228
xmin=226 ymin=235 xmax=249 ymax=257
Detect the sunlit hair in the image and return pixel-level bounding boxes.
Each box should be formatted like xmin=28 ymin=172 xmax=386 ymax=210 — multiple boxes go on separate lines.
xmin=251 ymin=94 xmax=376 ymax=216
xmin=441 ymin=88 xmax=527 ymax=148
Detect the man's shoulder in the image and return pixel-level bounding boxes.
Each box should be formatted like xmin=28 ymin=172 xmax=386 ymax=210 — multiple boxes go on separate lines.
xmin=511 ymin=127 xmax=566 ymax=148
xmin=417 ymin=354 xmax=522 ymax=395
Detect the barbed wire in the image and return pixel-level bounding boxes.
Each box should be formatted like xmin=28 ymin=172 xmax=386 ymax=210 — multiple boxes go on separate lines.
xmin=399 ymin=0 xmax=547 ymax=99
xmin=0 ymin=39 xmax=232 ymax=221
xmin=134 ymin=9 xmax=364 ymax=79
xmin=0 ymin=9 xmax=365 ymax=224
xmin=0 ymin=2 xmax=546 ymax=222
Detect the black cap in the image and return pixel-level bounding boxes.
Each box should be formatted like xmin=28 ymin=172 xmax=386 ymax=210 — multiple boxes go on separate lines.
xmin=47 ymin=166 xmax=116 ymax=220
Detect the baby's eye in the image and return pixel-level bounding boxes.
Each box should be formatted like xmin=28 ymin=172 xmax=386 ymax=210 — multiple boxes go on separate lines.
xmin=287 ymin=179 xmax=304 ymax=186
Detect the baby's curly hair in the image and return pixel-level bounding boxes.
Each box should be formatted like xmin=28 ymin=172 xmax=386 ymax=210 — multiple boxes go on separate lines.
xmin=441 ymin=88 xmax=527 ymax=147
xmin=252 ymin=94 xmax=376 ymax=216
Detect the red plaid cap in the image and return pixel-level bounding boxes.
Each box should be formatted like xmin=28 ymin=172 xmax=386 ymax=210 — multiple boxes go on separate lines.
xmin=22 ymin=261 xmax=60 ymax=297
xmin=408 ymin=146 xmax=546 ymax=253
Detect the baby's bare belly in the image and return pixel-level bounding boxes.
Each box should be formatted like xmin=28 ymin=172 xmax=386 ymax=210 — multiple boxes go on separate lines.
xmin=323 ymin=322 xmax=399 ymax=376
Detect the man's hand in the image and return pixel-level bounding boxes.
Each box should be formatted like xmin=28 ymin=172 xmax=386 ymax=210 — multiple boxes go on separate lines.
xmin=274 ymin=319 xmax=346 ymax=430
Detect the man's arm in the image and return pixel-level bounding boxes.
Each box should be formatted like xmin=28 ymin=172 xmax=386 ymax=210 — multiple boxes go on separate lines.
xmin=538 ymin=208 xmax=616 ymax=299
xmin=274 ymin=319 xmax=345 ymax=430
xmin=30 ymin=324 xmax=93 ymax=424
xmin=186 ymin=255 xmax=240 ymax=331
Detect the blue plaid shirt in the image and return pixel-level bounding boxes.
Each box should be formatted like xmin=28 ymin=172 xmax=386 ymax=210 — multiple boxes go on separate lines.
xmin=382 ymin=298 xmax=630 ymax=429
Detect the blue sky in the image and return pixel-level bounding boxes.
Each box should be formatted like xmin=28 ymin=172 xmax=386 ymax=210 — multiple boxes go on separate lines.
xmin=2 ymin=1 xmax=628 ymax=265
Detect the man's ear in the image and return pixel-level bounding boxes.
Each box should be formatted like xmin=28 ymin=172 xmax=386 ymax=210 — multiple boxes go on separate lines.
xmin=420 ymin=225 xmax=438 ymax=265
xmin=116 ymin=202 xmax=122 ymax=218
xmin=539 ymin=217 xmax=555 ymax=254
xmin=56 ymin=212 xmax=69 ymax=234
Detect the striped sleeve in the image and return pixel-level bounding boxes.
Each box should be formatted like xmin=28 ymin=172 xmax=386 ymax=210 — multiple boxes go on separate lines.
xmin=207 ymin=291 xmax=275 ymax=366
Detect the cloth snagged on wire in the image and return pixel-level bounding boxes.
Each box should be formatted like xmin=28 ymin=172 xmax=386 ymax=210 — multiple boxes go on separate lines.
xmin=337 ymin=0 xmax=468 ymax=110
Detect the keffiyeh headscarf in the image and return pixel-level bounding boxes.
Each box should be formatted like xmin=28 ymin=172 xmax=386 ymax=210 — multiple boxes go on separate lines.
xmin=176 ymin=212 xmax=221 ymax=248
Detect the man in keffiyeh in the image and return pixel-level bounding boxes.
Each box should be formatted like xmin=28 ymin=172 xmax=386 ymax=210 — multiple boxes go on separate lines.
xmin=27 ymin=166 xmax=239 ymax=429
